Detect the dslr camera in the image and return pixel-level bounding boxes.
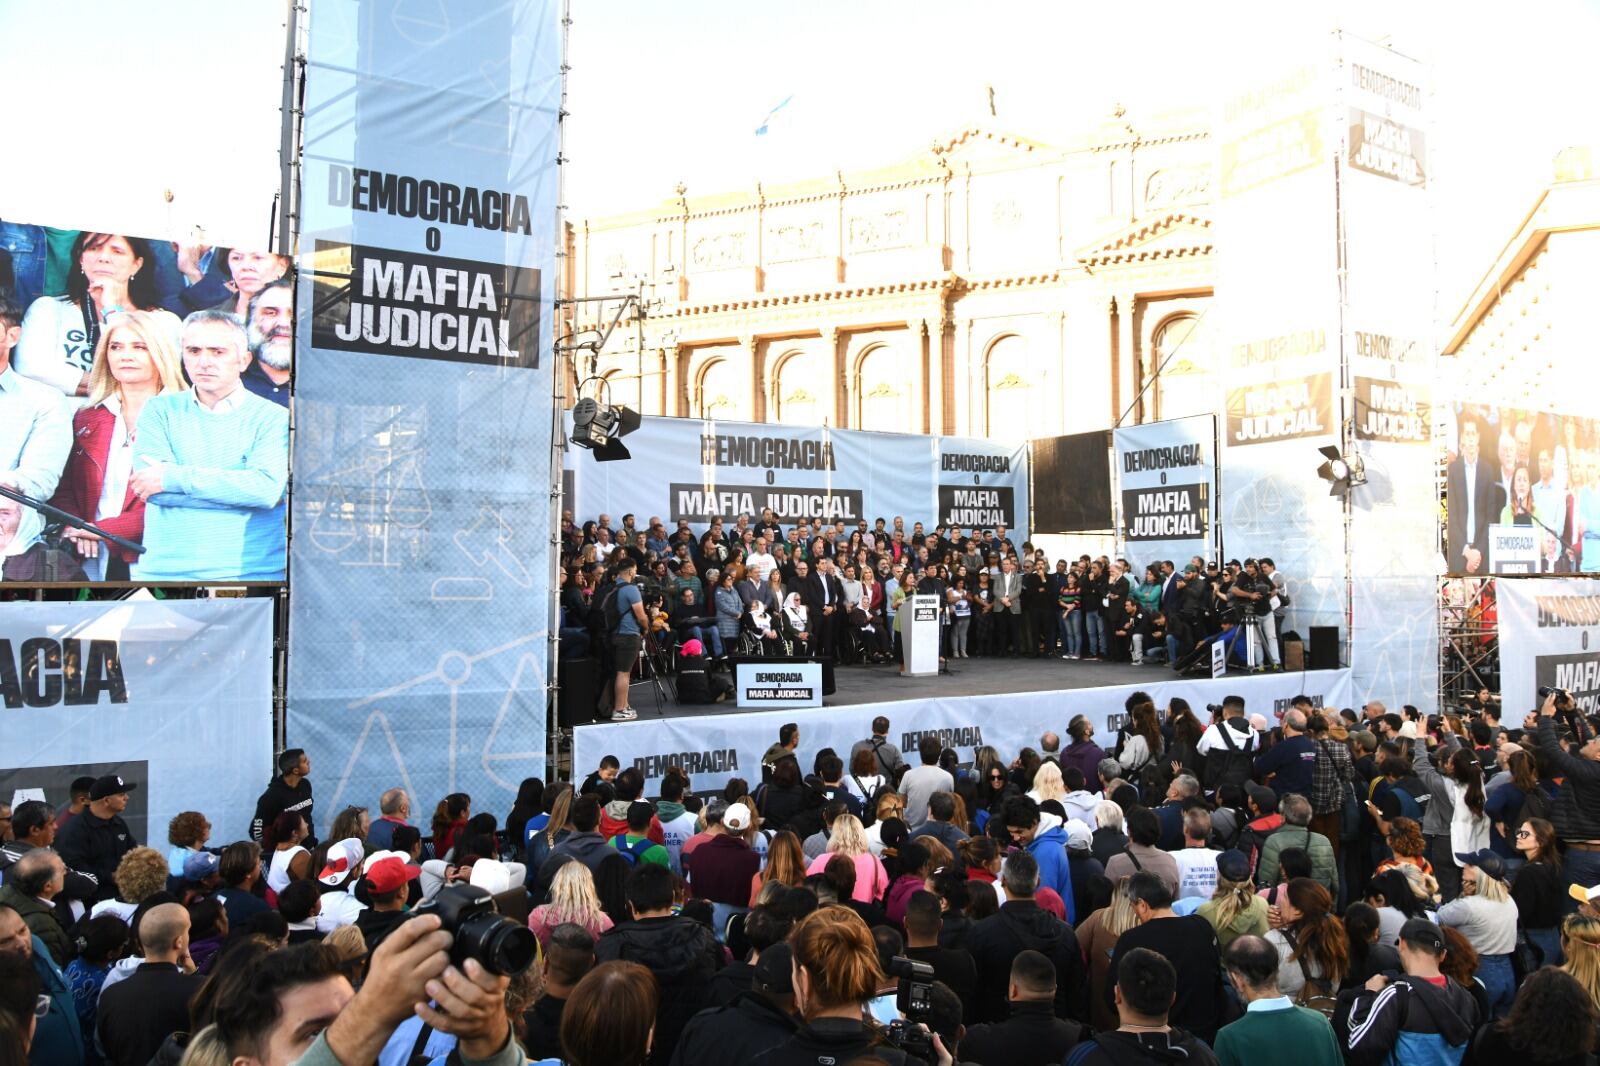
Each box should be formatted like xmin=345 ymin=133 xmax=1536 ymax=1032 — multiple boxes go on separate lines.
xmin=414 ymin=883 xmax=538 ymax=976
xmin=1206 ymin=702 xmax=1224 ymax=719
xmin=882 ymin=955 xmax=937 ymax=1059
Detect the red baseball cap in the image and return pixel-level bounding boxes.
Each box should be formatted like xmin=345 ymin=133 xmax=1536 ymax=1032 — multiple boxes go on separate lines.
xmin=363 ymin=856 xmax=422 ymax=894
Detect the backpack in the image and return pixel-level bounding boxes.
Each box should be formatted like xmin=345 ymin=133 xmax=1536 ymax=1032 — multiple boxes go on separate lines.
xmin=851 ymin=775 xmax=892 ymax=827
xmin=1388 ymin=785 xmax=1423 ymax=821
xmin=1203 ymin=721 xmax=1256 ymax=791
xmin=1519 ymin=783 xmax=1553 ymax=824
xmin=611 ymin=836 xmax=656 ymax=865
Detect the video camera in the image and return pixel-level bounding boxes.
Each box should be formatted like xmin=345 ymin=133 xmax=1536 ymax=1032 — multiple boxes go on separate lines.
xmin=882 ymin=955 xmax=937 ymax=1059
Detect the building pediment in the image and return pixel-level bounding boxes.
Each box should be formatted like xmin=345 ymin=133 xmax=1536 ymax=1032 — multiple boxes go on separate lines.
xmin=1076 ymin=212 xmax=1214 ymax=270
xmin=930 ymin=126 xmax=1052 ymax=165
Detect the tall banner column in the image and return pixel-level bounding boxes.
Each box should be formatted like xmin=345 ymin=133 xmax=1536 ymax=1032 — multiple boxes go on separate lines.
xmin=288 ymin=0 xmax=563 ymax=815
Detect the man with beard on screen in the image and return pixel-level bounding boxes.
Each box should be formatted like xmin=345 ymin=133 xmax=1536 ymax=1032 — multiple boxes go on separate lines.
xmin=242 ymin=277 xmax=292 ymax=406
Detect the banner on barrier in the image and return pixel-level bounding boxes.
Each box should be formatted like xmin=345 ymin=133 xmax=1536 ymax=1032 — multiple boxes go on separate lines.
xmin=574 ymin=669 xmax=1354 ymax=793
xmin=737 ymin=662 xmax=823 ymax=708
xmin=288 ymin=0 xmax=562 ymax=818
xmin=1113 ymin=415 xmax=1215 ymax=562
xmin=0 ymin=599 xmax=273 ymax=843
xmin=571 ymin=415 xmax=1031 ymax=544
xmin=1498 ymin=579 xmax=1600 ymax=715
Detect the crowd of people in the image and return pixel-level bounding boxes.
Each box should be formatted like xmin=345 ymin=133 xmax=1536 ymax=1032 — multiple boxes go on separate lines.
xmin=4 ymin=686 xmax=1600 ymax=1065
xmin=558 ymin=510 xmax=1293 ymax=720
xmin=0 ymin=230 xmax=291 ymax=582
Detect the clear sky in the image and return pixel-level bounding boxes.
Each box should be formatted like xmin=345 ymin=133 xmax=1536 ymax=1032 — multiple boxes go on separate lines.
xmin=565 ymin=0 xmax=1600 ymax=316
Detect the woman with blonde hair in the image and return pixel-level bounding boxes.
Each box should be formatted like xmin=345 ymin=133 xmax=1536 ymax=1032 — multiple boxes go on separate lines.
xmin=864 ymin=793 xmax=906 ymax=856
xmin=1439 ymin=851 xmax=1519 ymax=1018
xmin=1027 ymin=761 xmax=1066 ymax=804
xmin=807 ymin=814 xmax=889 ymax=903
xmin=91 ymin=847 xmax=171 ymax=922
xmin=1561 ymin=913 xmax=1600 ymax=1012
xmin=1198 ymin=849 xmax=1270 ymax=951
xmin=528 ymin=858 xmax=613 ymax=947
xmin=48 ymin=311 xmax=187 ymax=580
xmin=1077 ymin=876 xmax=1141 ymax=1032
xmin=750 ymin=829 xmax=807 ymax=905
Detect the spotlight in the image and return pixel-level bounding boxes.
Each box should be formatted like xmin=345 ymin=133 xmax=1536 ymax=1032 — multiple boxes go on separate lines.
xmin=571 ymin=397 xmax=640 ymax=462
xmin=1316 ymin=445 xmax=1367 ymax=496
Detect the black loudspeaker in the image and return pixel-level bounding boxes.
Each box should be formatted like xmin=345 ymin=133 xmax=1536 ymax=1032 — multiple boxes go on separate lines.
xmin=558 ymin=657 xmax=600 ymax=727
xmin=1308 ymin=626 xmax=1340 ymax=671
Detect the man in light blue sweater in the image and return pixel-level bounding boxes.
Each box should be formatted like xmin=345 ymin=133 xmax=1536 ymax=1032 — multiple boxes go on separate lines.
xmin=130 ymin=310 xmax=288 ymax=581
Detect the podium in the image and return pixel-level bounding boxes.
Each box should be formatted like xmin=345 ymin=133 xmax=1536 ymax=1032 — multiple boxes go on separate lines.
xmin=899 ymin=594 xmax=941 ymax=677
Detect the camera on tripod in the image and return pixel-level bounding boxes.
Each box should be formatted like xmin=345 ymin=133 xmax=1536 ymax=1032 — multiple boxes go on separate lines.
xmin=882 ymin=955 xmax=937 ymax=1058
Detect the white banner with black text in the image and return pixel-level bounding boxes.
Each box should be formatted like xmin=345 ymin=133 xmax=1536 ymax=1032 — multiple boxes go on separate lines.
xmin=574 ymin=668 xmax=1353 ymax=793
xmin=1113 ymin=415 xmax=1216 ymax=563
xmin=1497 ymin=579 xmax=1600 ymax=716
xmin=570 ymin=415 xmax=1031 ymax=544
xmin=0 ymin=599 xmax=273 ymax=844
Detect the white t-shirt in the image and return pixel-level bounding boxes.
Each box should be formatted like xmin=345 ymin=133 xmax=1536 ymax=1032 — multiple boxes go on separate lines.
xmin=1171 ymin=847 xmax=1220 ymax=901
xmin=315 ymin=889 xmax=367 ymax=933
xmin=658 ymin=811 xmax=698 ymax=874
xmin=267 ymin=845 xmax=309 ymax=894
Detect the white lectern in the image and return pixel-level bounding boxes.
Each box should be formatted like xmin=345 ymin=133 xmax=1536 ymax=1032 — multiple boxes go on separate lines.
xmin=899 ymin=594 xmax=941 ymax=677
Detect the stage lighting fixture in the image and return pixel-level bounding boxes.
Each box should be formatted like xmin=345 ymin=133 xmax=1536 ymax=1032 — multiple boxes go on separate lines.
xmin=1316 ymin=444 xmax=1367 ymax=496
xmin=571 ymin=397 xmax=640 ymax=462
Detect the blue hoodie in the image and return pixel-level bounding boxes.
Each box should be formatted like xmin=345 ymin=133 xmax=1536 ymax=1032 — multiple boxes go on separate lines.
xmin=1028 ymin=820 xmax=1076 ymax=924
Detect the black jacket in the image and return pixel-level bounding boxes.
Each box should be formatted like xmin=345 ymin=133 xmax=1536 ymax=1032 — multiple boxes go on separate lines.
xmin=1336 ymin=974 xmax=1479 ymax=1066
xmin=96 ymin=962 xmax=203 ymax=1066
xmin=54 ymin=808 xmax=136 ymax=901
xmin=251 ymin=775 xmax=315 ymax=842
xmin=707 ymin=959 xmax=755 ymax=1006
xmin=595 ymin=915 xmax=725 ymax=1066
xmin=965 ymin=900 xmax=1090 ymax=1025
xmin=521 ymin=993 xmax=566 ymax=1062
xmin=670 ymin=990 xmax=799 ymax=1066
xmin=355 ymin=906 xmax=409 ymax=952
xmin=1065 ymin=1028 xmax=1219 ymax=1066
xmin=1536 ymin=718 xmax=1600 ymax=843
xmin=750 ymin=1017 xmax=919 ymax=1066
xmin=961 ymin=1000 xmax=1084 ymax=1066
xmin=0 ymin=840 xmax=100 ymax=903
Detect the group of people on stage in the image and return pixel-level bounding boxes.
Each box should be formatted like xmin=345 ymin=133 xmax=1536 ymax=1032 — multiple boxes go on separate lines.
xmin=0 ymin=226 xmax=292 ymax=582
xmin=558 ymin=511 xmax=1293 ymax=680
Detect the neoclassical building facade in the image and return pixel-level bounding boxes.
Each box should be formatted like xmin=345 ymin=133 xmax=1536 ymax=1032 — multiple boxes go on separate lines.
xmin=561 ymin=111 xmax=1220 ymax=440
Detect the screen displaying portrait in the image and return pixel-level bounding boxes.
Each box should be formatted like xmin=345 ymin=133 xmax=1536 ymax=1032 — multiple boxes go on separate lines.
xmin=1442 ymin=402 xmax=1598 ymax=577
xmin=0 ymin=219 xmax=291 ymax=583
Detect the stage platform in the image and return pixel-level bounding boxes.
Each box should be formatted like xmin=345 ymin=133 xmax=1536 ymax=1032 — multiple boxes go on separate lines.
xmin=575 ymin=655 xmax=1355 ymax=793
xmin=641 ymin=655 xmax=1187 ymax=722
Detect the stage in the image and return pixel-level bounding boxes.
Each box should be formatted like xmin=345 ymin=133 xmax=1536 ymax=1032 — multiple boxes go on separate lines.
xmin=574 ymin=656 xmax=1356 ymax=793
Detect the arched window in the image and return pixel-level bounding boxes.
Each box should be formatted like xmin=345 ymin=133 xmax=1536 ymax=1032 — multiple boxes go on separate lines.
xmin=695 ymin=359 xmax=738 ymax=421
xmin=772 ymin=349 xmax=826 ymax=426
xmin=1150 ymin=313 xmax=1214 ymax=421
xmin=855 ymin=344 xmax=910 ymax=430
xmin=984 ymin=334 xmax=1034 ymax=440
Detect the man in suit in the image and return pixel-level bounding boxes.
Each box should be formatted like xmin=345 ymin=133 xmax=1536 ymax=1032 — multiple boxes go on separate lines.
xmin=995 ymin=556 xmax=1024 ymax=656
xmin=1493 ymin=428 xmax=1518 ymax=520
xmin=800 ymin=555 xmax=845 ymax=659
xmin=1446 ymin=418 xmax=1496 ymax=575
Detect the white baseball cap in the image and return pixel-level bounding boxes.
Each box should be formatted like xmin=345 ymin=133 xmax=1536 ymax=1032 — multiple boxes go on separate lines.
xmin=317 ymin=839 xmax=366 ymax=887
xmin=724 ymin=802 xmax=753 ymax=832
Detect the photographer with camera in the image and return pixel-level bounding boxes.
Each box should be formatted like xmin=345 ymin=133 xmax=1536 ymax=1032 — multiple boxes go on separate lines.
xmin=750 ymin=905 xmax=949 ymax=1066
xmin=1532 ymin=688 xmax=1600 ymax=905
xmin=297 ymin=905 xmax=527 ymax=1066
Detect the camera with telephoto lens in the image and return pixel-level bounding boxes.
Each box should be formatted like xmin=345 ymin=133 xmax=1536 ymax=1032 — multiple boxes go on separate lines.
xmin=1206 ymin=702 xmax=1224 ymax=719
xmin=882 ymin=955 xmax=936 ymax=1057
xmin=1540 ymin=687 xmax=1571 ymax=703
xmin=414 ymin=883 xmax=537 ymax=976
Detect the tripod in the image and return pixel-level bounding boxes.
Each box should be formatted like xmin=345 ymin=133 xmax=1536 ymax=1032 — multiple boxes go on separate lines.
xmin=1236 ymin=611 xmax=1277 ymax=672
xmin=634 ymin=641 xmax=674 ymax=715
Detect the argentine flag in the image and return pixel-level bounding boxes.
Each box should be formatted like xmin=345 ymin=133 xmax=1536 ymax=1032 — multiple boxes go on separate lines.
xmin=754 ymin=95 xmax=794 ymax=136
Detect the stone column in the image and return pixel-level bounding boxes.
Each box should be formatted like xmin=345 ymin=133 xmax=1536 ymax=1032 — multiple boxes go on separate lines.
xmin=824 ymin=328 xmax=846 ymax=428
xmin=744 ymin=335 xmax=764 ymax=422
